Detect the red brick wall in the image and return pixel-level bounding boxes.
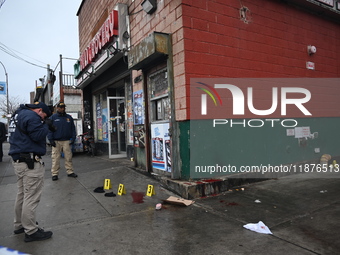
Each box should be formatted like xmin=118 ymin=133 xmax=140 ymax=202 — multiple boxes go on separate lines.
xmin=181 ymin=0 xmax=340 ymax=120
xmin=78 ymin=0 xmax=186 ymax=119
xmin=78 ymin=0 xmax=340 ymax=121
xmin=77 ymin=0 xmax=117 ymax=54
xmin=129 ymin=0 xmax=185 ymax=120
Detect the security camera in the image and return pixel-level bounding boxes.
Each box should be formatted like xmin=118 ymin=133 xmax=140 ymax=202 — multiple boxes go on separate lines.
xmin=307 ymin=45 xmax=317 ymax=55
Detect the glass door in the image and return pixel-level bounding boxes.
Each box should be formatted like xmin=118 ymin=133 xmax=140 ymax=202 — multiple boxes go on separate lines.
xmin=108 ymin=97 xmax=126 ymax=158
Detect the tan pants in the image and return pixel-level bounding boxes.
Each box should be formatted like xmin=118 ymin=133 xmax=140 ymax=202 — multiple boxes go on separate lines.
xmin=51 ymin=140 xmax=74 ymax=176
xmin=13 ymin=161 xmax=44 ymax=235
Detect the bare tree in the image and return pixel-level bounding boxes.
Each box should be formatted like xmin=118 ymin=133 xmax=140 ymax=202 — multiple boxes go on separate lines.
xmin=0 ymin=95 xmax=26 ymax=117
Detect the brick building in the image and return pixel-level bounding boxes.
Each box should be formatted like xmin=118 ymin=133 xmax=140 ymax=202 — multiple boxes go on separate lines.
xmin=75 ymin=0 xmax=340 ymax=181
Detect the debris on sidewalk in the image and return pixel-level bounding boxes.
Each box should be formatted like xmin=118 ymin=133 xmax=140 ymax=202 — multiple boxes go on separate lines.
xmin=320 ymin=190 xmax=328 ymax=193
xmin=162 ymin=196 xmax=195 ymax=206
xmin=105 ymin=192 xmax=116 ymax=197
xmin=254 ymin=199 xmax=261 ymax=203
xmin=93 ymin=186 xmax=105 ymax=193
xmin=243 ymin=221 xmax=272 ymax=235
xmin=320 ymin=154 xmax=331 ymax=167
xmin=155 ymin=203 xmax=162 ymax=210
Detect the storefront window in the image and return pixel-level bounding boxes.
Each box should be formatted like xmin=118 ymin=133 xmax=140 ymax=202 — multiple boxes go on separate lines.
xmin=148 ymin=67 xmax=172 ymax=172
xmin=126 ymin=80 xmax=134 ymax=145
xmin=148 ymin=68 xmax=170 ymax=122
xmin=94 ymin=91 xmax=109 ymax=142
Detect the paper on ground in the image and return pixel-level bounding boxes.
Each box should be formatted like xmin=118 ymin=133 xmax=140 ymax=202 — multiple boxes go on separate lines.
xmin=243 ymin=221 xmax=272 ymax=234
xmin=163 ymin=196 xmax=195 ymax=206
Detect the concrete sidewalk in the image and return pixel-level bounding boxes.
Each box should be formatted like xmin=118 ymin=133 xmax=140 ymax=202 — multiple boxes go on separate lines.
xmin=1 ymin=142 xmax=340 ymax=255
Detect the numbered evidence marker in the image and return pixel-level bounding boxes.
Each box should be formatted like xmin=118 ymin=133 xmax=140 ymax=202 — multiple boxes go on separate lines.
xmin=104 ymin=179 xmax=112 ymax=190
xmin=118 ymin=184 xmax=126 ymax=196
xmin=146 ymin=184 xmax=156 ymax=197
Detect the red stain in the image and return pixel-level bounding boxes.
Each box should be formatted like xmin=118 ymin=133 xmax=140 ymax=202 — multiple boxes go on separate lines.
xmin=202 ymin=179 xmax=221 ymax=183
xmin=226 ymin=202 xmax=239 ymax=206
xmin=131 ymin=191 xmax=145 ymax=203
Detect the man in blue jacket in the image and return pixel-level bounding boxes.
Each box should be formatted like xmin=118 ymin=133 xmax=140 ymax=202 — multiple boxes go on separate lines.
xmin=8 ymin=102 xmax=53 ymax=242
xmin=47 ymin=102 xmax=77 ymax=181
xmin=0 ymin=121 xmax=6 ymax=162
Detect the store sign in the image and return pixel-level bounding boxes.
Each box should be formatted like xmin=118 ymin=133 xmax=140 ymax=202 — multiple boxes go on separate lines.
xmin=306 ymin=61 xmax=315 ymax=70
xmin=79 ymin=10 xmax=118 ymax=70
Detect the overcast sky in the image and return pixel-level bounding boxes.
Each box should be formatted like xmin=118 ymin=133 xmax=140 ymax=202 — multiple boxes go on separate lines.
xmin=0 ymin=0 xmax=81 ymax=106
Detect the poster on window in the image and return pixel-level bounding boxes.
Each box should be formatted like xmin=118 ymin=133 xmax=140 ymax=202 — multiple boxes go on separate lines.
xmin=96 ymin=102 xmax=103 ymax=141
xmin=151 ymin=123 xmax=171 ymax=172
xmin=127 ymin=99 xmax=134 ymax=144
xmin=133 ymin=90 xmax=144 ymax=125
xmin=102 ymin=108 xmax=108 ymax=142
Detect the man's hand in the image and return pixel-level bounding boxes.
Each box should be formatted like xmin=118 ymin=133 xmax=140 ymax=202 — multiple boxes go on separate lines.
xmin=45 ymin=119 xmax=56 ymax=132
xmin=49 ymin=140 xmax=56 ymax=147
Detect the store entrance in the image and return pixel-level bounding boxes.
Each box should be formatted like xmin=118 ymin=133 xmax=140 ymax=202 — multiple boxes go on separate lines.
xmin=108 ymin=97 xmax=126 ymax=158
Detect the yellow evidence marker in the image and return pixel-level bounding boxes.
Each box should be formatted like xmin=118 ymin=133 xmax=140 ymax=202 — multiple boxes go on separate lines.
xmin=104 ymin=179 xmax=112 ymax=190
xmin=146 ymin=184 xmax=156 ymax=197
xmin=118 ymin=184 xmax=126 ymax=195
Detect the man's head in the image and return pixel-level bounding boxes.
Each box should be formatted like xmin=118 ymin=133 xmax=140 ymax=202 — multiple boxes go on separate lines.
xmin=26 ymin=102 xmax=51 ymax=120
xmin=57 ymin=102 xmax=66 ymax=114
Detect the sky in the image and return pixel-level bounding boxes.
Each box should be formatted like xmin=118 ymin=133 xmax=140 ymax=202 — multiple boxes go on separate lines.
xmin=0 ymin=0 xmax=82 ymax=106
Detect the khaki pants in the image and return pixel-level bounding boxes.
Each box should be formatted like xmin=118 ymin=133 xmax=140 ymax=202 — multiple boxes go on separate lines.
xmin=13 ymin=161 xmax=45 ymax=235
xmin=51 ymin=140 xmax=74 ymax=176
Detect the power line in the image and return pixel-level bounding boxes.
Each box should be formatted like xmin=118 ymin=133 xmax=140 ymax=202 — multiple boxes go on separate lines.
xmin=0 ymin=42 xmax=47 ymax=65
xmin=0 ymin=0 xmax=6 ymax=10
xmin=0 ymin=42 xmax=48 ymax=69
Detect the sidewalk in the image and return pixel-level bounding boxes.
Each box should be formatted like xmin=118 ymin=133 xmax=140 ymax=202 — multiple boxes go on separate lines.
xmin=1 ymin=142 xmax=340 ymax=255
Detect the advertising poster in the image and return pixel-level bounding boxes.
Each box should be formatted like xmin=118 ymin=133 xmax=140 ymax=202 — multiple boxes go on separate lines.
xmin=133 ymin=90 xmax=144 ymax=125
xmin=151 ymin=123 xmax=171 ymax=172
xmin=96 ymin=102 xmax=103 ymax=141
xmin=102 ymin=108 xmax=108 ymax=141
xmin=127 ymin=99 xmax=134 ymax=144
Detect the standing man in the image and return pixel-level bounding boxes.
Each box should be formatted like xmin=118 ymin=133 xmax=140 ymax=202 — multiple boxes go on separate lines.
xmin=8 ymin=102 xmax=54 ymax=242
xmin=0 ymin=121 xmax=6 ymax=162
xmin=47 ymin=102 xmax=77 ymax=181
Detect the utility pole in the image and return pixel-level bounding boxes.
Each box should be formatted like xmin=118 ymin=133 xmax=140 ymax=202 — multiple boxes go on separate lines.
xmin=0 ymin=60 xmax=9 ymax=126
xmin=59 ymin=54 xmax=64 ymax=103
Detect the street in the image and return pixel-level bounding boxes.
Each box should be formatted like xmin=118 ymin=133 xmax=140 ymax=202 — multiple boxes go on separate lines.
xmin=0 ymin=142 xmax=339 ymax=255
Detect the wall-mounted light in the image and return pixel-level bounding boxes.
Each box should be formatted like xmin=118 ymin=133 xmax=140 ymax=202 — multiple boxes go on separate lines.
xmin=141 ymin=0 xmax=157 ymax=14
xmin=108 ymin=44 xmax=120 ymax=55
xmin=307 ymin=45 xmax=317 ymax=55
xmin=123 ymin=31 xmax=130 ymax=43
xmin=134 ymin=75 xmax=142 ymax=83
xmin=85 ymin=68 xmax=95 ymax=77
